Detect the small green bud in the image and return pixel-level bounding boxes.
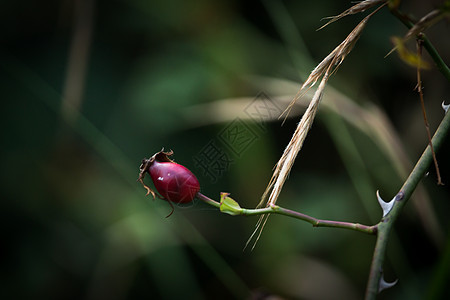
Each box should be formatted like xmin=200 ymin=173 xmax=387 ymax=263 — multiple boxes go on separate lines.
xmin=219 ymin=192 xmax=242 ymax=216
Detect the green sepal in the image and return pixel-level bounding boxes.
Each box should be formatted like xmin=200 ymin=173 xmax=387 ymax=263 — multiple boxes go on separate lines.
xmin=219 ymin=192 xmax=242 ymax=216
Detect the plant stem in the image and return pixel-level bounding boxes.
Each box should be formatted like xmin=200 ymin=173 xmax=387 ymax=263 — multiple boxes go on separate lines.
xmin=196 ymin=192 xmax=377 ymax=235
xmin=365 ymin=109 xmax=450 ymax=299
xmin=422 ymin=37 xmax=450 ymax=82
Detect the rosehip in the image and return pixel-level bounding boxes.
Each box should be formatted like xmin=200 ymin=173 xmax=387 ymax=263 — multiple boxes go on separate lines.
xmin=138 ymin=150 xmax=200 ymax=216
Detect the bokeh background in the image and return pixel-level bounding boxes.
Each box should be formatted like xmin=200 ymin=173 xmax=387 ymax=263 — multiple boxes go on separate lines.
xmin=1 ymin=0 xmax=450 ymax=299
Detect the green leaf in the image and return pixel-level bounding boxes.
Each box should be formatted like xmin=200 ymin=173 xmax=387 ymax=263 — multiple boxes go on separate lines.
xmin=219 ymin=192 xmax=242 ymax=216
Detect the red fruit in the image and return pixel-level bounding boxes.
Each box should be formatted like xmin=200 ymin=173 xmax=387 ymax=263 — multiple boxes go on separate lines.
xmin=138 ymin=150 xmax=200 ymax=216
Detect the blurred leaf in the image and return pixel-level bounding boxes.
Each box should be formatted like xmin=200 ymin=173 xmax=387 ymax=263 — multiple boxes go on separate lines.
xmin=391 ymin=36 xmax=430 ymax=69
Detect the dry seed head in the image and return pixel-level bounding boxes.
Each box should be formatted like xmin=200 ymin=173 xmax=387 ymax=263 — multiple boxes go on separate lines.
xmin=404 ymin=9 xmax=445 ymax=42
xmin=318 ymin=0 xmax=386 ymax=30
xmin=282 ymin=8 xmax=378 ymax=118
xmin=277 ymin=12 xmax=377 ymax=198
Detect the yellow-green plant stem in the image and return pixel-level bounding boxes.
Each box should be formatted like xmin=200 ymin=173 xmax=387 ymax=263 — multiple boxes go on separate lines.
xmin=196 ymin=193 xmax=377 ymax=235
xmin=365 ymin=110 xmax=450 ymax=299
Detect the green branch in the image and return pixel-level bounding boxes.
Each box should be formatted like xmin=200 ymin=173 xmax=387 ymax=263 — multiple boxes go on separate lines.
xmin=196 ymin=192 xmax=377 ymax=235
xmin=422 ymin=35 xmax=450 ymax=82
xmin=365 ymin=110 xmax=450 ymax=299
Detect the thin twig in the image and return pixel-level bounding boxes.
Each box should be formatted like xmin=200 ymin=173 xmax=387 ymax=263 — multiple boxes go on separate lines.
xmin=416 ymin=38 xmax=443 ymax=185
xmin=196 ymin=192 xmax=377 ymax=235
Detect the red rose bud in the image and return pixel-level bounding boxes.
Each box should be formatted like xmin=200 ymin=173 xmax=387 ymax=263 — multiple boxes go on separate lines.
xmin=138 ymin=150 xmax=200 ymax=216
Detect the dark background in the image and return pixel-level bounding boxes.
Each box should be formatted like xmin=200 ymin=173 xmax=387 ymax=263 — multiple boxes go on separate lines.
xmin=1 ymin=0 xmax=449 ymax=299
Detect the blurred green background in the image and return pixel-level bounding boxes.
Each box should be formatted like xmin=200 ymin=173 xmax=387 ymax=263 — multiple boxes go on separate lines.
xmin=1 ymin=0 xmax=449 ymax=299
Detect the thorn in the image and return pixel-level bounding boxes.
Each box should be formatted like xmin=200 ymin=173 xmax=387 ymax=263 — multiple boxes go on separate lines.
xmin=379 ymin=272 xmax=398 ymax=293
xmin=376 ymin=190 xmax=396 ymax=218
xmin=442 ymin=101 xmax=449 ymax=114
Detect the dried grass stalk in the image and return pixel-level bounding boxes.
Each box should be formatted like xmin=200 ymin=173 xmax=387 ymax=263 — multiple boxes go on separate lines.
xmin=247 ymin=4 xmax=386 ymax=250
xmin=246 ymin=72 xmax=329 ymax=251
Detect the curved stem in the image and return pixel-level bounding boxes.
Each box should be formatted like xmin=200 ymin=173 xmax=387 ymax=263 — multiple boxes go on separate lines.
xmin=365 ymin=109 xmax=450 ymax=299
xmin=196 ymin=192 xmax=377 ymax=235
